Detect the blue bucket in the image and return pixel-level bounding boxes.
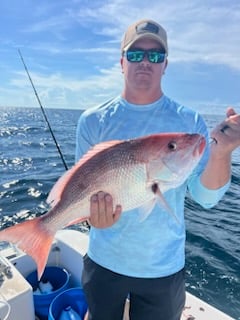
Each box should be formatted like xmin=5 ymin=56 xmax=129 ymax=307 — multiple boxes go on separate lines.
xmin=49 ymin=287 xmax=88 ymax=320
xmin=26 ymin=266 xmax=70 ymax=320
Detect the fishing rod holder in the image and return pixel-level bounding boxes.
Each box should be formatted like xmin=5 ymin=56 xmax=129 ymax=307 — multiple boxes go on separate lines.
xmin=0 ymin=256 xmax=13 ymax=286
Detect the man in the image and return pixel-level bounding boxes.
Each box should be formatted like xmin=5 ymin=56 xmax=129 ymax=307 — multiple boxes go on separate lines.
xmin=75 ymin=19 xmax=240 ymax=320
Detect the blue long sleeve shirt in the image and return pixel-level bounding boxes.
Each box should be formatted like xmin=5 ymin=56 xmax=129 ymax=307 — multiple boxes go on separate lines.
xmin=75 ymin=95 xmax=230 ymax=277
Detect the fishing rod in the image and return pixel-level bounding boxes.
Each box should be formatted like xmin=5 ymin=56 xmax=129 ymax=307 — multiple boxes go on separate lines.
xmin=18 ymin=49 xmax=69 ymax=171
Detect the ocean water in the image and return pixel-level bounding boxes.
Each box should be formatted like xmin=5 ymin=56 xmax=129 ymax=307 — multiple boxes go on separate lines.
xmin=0 ymin=106 xmax=239 ymax=319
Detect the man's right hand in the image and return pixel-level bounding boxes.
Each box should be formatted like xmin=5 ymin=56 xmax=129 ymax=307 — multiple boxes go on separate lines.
xmin=89 ymin=191 xmax=122 ymax=228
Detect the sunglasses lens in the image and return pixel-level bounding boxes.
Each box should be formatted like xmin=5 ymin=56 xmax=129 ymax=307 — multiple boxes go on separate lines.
xmin=148 ymin=52 xmax=165 ymax=63
xmin=126 ymin=51 xmax=144 ymax=62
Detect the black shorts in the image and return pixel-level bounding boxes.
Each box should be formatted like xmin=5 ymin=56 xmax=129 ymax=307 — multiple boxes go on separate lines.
xmin=81 ymin=254 xmax=186 ymax=320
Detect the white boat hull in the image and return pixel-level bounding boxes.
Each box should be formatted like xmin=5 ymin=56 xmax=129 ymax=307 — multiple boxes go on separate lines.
xmin=0 ymin=230 xmax=235 ymax=320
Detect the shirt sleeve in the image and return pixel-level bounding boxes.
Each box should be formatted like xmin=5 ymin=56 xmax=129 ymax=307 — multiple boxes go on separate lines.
xmin=75 ymin=111 xmax=98 ymax=162
xmin=188 ymin=176 xmax=231 ymax=208
xmin=187 ymin=113 xmax=231 ymax=208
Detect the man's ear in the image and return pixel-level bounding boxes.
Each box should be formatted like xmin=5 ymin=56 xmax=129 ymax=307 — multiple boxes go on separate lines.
xmin=163 ymin=58 xmax=168 ymax=74
xmin=120 ymin=57 xmax=124 ymax=73
xmin=162 ymin=59 xmax=168 ymax=74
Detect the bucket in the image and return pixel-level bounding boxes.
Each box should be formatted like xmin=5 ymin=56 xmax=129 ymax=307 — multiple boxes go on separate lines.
xmin=49 ymin=287 xmax=88 ymax=320
xmin=26 ymin=266 xmax=70 ymax=320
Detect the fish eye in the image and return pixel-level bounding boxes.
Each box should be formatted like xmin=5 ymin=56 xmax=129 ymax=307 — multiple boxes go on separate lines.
xmin=168 ymin=141 xmax=177 ymax=151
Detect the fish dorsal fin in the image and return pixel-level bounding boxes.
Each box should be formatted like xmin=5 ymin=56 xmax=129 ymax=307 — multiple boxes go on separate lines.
xmin=47 ymin=139 xmax=123 ymax=207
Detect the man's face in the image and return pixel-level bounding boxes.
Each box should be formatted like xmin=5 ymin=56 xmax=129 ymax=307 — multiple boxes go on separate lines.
xmin=121 ymin=37 xmax=167 ymax=92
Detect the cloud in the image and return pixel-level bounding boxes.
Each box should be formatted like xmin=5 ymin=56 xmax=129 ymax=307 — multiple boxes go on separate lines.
xmin=1 ymin=0 xmax=240 ymax=110
xmin=71 ymin=0 xmax=240 ymax=70
xmin=7 ymin=63 xmax=123 ymax=109
xmin=12 ymin=0 xmax=240 ymax=69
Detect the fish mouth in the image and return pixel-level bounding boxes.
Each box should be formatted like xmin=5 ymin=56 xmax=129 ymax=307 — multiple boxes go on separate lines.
xmin=193 ymin=135 xmax=206 ymax=157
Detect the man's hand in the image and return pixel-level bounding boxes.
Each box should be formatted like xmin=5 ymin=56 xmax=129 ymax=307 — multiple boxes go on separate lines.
xmin=201 ymin=107 xmax=240 ymax=189
xmin=88 ymin=191 xmax=122 ymax=228
xmin=210 ymin=107 xmax=240 ymax=159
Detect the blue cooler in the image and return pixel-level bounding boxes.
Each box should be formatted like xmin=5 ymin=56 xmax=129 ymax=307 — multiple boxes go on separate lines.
xmin=49 ymin=287 xmax=88 ymax=320
xmin=26 ymin=266 xmax=70 ymax=320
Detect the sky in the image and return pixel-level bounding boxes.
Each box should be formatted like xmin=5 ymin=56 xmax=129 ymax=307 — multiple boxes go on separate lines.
xmin=0 ymin=0 xmax=239 ymax=114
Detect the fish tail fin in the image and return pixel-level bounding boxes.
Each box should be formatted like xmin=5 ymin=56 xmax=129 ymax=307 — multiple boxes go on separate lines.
xmin=0 ymin=217 xmax=55 ymax=280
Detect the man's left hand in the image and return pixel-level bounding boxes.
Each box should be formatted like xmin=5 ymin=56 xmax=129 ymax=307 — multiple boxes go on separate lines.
xmin=210 ymin=107 xmax=240 ymax=158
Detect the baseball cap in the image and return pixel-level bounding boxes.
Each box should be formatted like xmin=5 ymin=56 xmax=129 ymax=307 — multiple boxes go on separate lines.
xmin=121 ymin=19 xmax=168 ymax=54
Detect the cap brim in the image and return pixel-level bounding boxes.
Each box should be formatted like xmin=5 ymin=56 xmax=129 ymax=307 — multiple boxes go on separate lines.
xmin=123 ymin=33 xmax=168 ymax=54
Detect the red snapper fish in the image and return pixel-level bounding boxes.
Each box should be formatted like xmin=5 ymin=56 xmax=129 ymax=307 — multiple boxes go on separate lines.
xmin=0 ymin=133 xmax=206 ymax=279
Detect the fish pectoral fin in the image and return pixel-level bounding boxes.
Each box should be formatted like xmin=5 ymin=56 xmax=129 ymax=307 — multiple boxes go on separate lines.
xmin=138 ymin=199 xmax=157 ymax=222
xmin=154 ymin=184 xmax=180 ymax=224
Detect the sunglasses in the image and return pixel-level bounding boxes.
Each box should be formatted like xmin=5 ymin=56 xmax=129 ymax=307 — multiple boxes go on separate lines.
xmin=124 ymin=49 xmax=166 ymax=64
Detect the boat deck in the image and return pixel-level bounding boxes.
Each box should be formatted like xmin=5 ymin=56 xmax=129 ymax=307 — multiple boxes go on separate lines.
xmin=0 ymin=230 xmax=235 ymax=320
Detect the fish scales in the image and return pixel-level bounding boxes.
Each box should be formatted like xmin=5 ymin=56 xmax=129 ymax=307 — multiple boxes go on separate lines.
xmin=54 ymin=139 xmax=148 ymax=213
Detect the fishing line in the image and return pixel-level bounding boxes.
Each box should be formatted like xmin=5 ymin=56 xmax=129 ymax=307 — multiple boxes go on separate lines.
xmin=0 ymin=292 xmax=11 ymax=320
xmin=18 ymin=49 xmax=69 ymax=171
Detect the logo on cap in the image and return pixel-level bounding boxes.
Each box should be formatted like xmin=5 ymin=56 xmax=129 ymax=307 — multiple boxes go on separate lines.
xmin=136 ymin=22 xmax=159 ymax=35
